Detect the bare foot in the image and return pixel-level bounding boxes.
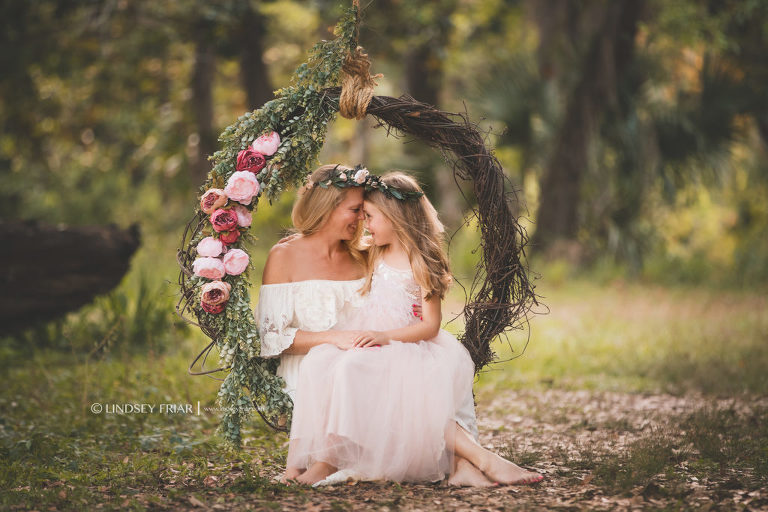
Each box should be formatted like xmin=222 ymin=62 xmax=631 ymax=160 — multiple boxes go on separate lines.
xmin=295 ymin=461 xmax=337 ymax=485
xmin=448 ymin=458 xmax=498 ymax=487
xmin=278 ymin=467 xmax=305 ymax=485
xmin=478 ymin=453 xmax=544 ymax=485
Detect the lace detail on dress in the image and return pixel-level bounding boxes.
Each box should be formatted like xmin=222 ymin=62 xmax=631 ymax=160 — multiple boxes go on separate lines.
xmin=257 ymin=279 xmax=365 ymax=358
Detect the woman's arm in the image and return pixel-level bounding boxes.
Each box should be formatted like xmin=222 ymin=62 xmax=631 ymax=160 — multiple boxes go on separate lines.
xmin=353 ymin=290 xmax=442 ymax=347
xmin=283 ymin=329 xmax=360 ymax=354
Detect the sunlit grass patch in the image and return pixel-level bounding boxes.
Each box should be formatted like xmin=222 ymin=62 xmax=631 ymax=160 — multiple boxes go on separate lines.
xmin=474 ymin=278 xmax=768 ymax=398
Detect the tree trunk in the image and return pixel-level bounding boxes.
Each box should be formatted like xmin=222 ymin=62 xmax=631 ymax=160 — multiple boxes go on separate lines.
xmin=238 ymin=6 xmax=273 ymax=111
xmin=0 ymin=221 xmax=141 ymax=336
xmin=191 ymin=27 xmax=216 ymax=186
xmin=403 ymin=42 xmax=463 ymax=227
xmin=532 ymin=0 xmax=644 ymax=255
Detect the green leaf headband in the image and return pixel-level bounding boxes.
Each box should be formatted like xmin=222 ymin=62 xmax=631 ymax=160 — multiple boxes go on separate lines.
xmin=310 ymin=164 xmax=425 ymax=201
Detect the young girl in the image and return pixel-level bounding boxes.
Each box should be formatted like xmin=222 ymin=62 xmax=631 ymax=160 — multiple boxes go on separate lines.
xmin=286 ymin=171 xmax=543 ymax=486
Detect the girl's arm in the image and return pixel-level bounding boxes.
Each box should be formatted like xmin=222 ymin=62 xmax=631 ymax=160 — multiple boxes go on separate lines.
xmin=353 ymin=290 xmax=442 ymax=347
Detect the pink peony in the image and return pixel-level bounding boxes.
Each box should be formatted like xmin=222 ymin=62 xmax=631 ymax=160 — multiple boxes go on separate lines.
xmin=251 ymin=131 xmax=281 ymax=156
xmin=210 ymin=208 xmax=238 ymax=232
xmin=193 ymin=257 xmax=225 ymax=280
xmin=200 ymin=188 xmax=227 ymax=214
xmin=219 ymin=229 xmax=241 ymax=245
xmin=224 ymin=171 xmax=260 ymax=205
xmin=196 ymin=236 xmax=224 ymax=257
xmin=236 ymin=148 xmax=266 ymax=173
xmin=232 ymin=204 xmax=252 ymax=227
xmin=223 ymin=248 xmax=249 ymax=275
xmin=201 ymin=280 xmax=231 ymax=306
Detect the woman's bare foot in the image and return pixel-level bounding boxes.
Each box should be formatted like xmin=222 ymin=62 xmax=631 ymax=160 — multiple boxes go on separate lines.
xmin=278 ymin=466 xmax=305 ymax=485
xmin=295 ymin=461 xmax=337 ymax=485
xmin=448 ymin=457 xmax=498 ymax=487
xmin=478 ymin=452 xmax=543 ymax=485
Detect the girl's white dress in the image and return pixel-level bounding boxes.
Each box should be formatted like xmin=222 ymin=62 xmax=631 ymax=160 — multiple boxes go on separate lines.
xmin=281 ymin=261 xmax=476 ymax=483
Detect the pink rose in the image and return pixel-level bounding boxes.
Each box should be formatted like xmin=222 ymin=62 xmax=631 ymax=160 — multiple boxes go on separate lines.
xmin=219 ymin=230 xmax=241 ymax=245
xmin=251 ymin=131 xmax=281 ymax=156
xmin=224 ymin=171 xmax=260 ymax=205
xmin=200 ymin=188 xmax=227 ymax=214
xmin=192 ymin=257 xmax=225 ymax=280
xmin=201 ymin=301 xmax=225 ymax=314
xmin=223 ymin=248 xmax=249 ymax=275
xmin=210 ymin=208 xmax=238 ymax=232
xmin=232 ymin=204 xmax=252 ymax=227
xmin=236 ymin=148 xmax=266 ymax=173
xmin=201 ymin=280 xmax=231 ymax=306
xmin=353 ymin=168 xmax=369 ymax=184
xmin=196 ymin=236 xmax=224 ymax=257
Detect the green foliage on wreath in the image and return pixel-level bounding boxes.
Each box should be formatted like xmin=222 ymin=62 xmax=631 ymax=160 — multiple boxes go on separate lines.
xmin=189 ymin=4 xmax=359 ymax=450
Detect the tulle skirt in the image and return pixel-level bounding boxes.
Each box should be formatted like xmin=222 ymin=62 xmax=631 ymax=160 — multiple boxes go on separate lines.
xmin=286 ymin=331 xmax=475 ymax=482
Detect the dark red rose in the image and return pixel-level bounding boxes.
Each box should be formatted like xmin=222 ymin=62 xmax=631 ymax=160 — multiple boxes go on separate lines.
xmin=219 ymin=229 xmax=241 ymax=245
xmin=211 ymin=208 xmax=238 ymax=232
xmin=236 ymin=148 xmax=266 ymax=173
xmin=201 ymin=301 xmax=225 ymax=314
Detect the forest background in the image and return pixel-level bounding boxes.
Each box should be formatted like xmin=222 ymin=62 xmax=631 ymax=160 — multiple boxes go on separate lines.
xmin=1 ymin=0 xmax=767 ymax=510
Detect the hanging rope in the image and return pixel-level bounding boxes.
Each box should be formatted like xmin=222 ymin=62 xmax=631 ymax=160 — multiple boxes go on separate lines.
xmin=339 ymin=45 xmax=382 ymax=120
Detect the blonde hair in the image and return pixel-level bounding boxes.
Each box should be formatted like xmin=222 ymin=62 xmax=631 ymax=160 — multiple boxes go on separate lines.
xmin=362 ymin=172 xmax=452 ymax=300
xmin=291 ymin=164 xmax=366 ymax=266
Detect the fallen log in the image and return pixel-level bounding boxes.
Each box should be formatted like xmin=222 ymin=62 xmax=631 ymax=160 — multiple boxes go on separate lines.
xmin=0 ymin=220 xmax=141 ymax=336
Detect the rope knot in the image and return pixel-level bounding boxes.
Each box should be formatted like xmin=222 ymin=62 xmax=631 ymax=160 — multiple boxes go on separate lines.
xmin=339 ymin=46 xmax=383 ymax=120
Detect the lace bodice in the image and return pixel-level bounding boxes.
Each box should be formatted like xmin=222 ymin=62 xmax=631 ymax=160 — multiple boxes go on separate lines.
xmin=257 ymin=278 xmax=366 ymax=357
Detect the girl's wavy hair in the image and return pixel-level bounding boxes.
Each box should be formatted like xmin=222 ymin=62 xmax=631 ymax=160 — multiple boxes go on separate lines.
xmin=291 ymin=164 xmax=366 ymax=267
xmin=361 ymin=172 xmax=451 ymax=300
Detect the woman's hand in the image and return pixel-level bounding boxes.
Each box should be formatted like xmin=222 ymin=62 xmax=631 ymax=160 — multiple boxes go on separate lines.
xmin=330 ymin=330 xmax=364 ymax=350
xmin=353 ymin=331 xmax=390 ymax=348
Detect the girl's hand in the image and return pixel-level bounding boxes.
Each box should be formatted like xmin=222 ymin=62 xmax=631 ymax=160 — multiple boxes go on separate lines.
xmin=278 ymin=233 xmax=301 ymax=244
xmin=411 ymin=303 xmax=422 ymax=319
xmin=353 ymin=331 xmax=390 ymax=348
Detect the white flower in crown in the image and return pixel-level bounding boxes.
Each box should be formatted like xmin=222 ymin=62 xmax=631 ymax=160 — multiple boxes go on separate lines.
xmin=353 ymin=168 xmax=369 ymax=184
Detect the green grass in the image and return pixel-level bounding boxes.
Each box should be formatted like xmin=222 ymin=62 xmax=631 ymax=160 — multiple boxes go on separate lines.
xmin=473 ymin=277 xmax=768 ymax=399
xmin=1 ymin=278 xmax=767 ymax=509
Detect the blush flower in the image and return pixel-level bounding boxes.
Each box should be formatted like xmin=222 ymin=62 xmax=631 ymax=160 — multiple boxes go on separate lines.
xmin=223 ymin=248 xmax=249 ymax=275
xmin=232 ymin=204 xmax=252 ymax=227
xmin=353 ymin=168 xmax=369 ymax=184
xmin=200 ymin=188 xmax=227 ymax=214
xmin=192 ymin=257 xmax=225 ymax=280
xmin=210 ymin=208 xmax=238 ymax=232
xmin=197 ymin=236 xmax=224 ymax=257
xmin=251 ymin=131 xmax=281 ymax=156
xmin=201 ymin=301 xmax=225 ymax=314
xmin=236 ymin=148 xmax=266 ymax=173
xmin=201 ymin=280 xmax=231 ymax=306
xmin=224 ymin=171 xmax=260 ymax=205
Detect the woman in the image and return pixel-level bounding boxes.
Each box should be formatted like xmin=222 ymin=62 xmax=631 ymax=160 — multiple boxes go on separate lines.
xmin=257 ymin=164 xmax=541 ymax=486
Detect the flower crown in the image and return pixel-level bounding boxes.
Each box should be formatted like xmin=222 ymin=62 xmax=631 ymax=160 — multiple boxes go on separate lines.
xmin=309 ymin=164 xmax=425 ymax=201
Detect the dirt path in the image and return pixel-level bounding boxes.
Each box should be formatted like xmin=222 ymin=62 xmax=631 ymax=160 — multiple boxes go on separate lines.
xmin=153 ymin=389 xmax=767 ymax=511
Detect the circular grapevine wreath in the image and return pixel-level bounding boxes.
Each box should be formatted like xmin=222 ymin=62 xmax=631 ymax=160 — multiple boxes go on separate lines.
xmin=177 ymin=2 xmax=539 ymax=449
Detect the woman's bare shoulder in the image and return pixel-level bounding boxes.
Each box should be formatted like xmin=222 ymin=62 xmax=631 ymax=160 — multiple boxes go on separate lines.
xmin=262 ymin=239 xmax=302 ymax=284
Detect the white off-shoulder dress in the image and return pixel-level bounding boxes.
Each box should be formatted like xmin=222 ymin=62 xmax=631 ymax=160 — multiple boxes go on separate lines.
xmin=256 ymin=273 xmax=479 ymax=481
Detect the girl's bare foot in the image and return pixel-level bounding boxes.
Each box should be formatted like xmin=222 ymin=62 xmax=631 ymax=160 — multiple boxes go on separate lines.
xmin=295 ymin=461 xmax=337 ymax=485
xmin=448 ymin=457 xmax=498 ymax=487
xmin=478 ymin=453 xmax=543 ymax=485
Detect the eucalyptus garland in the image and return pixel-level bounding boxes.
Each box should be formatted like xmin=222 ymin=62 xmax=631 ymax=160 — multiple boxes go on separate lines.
xmin=177 ymin=4 xmax=359 ymax=449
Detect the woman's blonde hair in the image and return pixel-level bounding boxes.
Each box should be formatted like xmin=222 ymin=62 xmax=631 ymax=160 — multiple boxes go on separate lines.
xmin=291 ymin=164 xmax=366 ymax=265
xmin=362 ymin=172 xmax=452 ymax=300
